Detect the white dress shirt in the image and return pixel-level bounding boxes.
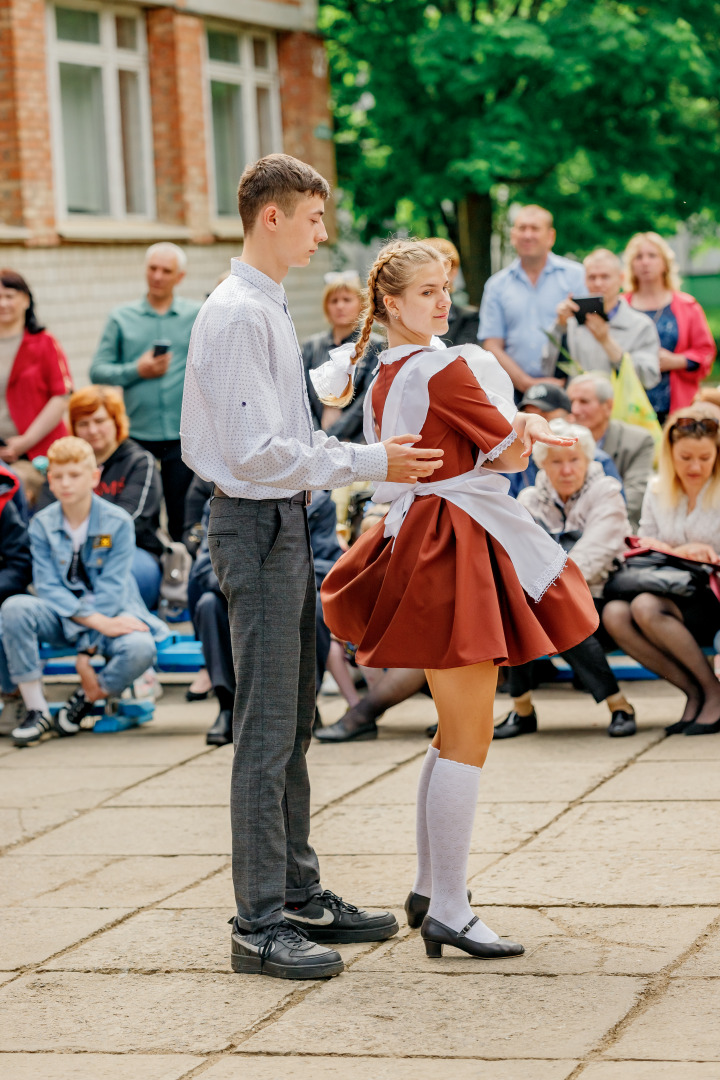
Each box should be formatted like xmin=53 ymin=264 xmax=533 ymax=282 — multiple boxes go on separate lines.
xmin=180 ymin=260 xmax=388 ymax=499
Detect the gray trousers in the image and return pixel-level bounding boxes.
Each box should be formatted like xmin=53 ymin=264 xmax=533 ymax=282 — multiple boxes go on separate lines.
xmin=208 ymin=495 xmax=321 ymax=931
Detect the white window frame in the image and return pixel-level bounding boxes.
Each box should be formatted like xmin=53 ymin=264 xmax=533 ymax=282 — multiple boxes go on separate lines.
xmin=46 ymin=0 xmax=156 ymax=221
xmin=204 ymin=25 xmax=283 ymax=217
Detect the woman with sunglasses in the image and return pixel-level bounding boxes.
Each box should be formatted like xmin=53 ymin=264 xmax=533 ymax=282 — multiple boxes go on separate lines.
xmin=603 ymin=406 xmax=720 ymax=735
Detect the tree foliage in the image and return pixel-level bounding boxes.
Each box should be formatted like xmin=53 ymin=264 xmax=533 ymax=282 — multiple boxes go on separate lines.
xmin=320 ymin=0 xmax=720 ymax=300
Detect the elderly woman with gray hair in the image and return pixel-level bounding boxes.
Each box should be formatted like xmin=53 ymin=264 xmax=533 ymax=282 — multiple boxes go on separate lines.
xmin=495 ymin=419 xmax=637 ymax=739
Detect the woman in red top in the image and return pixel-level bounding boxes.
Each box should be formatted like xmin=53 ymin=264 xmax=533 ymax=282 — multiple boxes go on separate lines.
xmin=623 ymin=232 xmax=716 ymax=420
xmin=0 ymin=270 xmax=73 ymax=498
xmin=318 ymin=240 xmax=599 ymax=962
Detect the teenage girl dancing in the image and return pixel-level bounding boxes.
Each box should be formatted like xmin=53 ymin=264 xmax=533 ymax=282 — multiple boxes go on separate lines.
xmin=313 ymin=240 xmax=599 ymax=960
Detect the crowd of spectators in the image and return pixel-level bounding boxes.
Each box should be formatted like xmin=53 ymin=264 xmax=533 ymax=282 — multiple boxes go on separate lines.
xmin=1 ymin=213 xmax=719 ymax=749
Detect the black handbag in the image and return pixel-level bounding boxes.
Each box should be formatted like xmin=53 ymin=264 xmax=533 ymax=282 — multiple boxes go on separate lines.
xmin=603 ymin=547 xmax=714 ymax=601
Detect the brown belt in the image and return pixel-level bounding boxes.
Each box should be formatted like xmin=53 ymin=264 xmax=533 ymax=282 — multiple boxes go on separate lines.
xmin=213 ymin=487 xmax=311 ymax=506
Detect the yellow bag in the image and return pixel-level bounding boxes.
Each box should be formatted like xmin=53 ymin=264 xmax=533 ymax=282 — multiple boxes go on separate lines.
xmin=610 ymin=353 xmax=663 ymax=457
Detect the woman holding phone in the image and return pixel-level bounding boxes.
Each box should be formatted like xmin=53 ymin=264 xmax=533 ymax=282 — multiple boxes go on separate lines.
xmin=314 ymin=239 xmax=599 ymax=960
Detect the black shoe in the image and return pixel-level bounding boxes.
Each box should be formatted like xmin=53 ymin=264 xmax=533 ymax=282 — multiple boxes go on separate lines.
xmin=185 ymin=687 xmax=211 ymax=702
xmin=54 ymin=688 xmax=94 ymax=737
xmin=284 ymin=889 xmax=398 ymax=943
xmin=12 ymin=709 xmax=53 ymax=747
xmin=230 ymin=918 xmax=344 ymax=979
xmin=684 ymin=717 xmax=720 ymax=736
xmin=313 ymin=710 xmax=377 ymax=742
xmin=421 ymin=915 xmax=524 ymax=959
xmin=405 ymin=889 xmax=472 ymax=930
xmin=426 ymin=723 xmax=438 ymax=739
xmin=607 ymin=709 xmax=636 ymax=738
xmin=493 ymin=708 xmax=538 ymax=740
xmin=666 ymin=718 xmax=693 ymax=735
xmin=206 ymin=708 xmax=232 ymax=746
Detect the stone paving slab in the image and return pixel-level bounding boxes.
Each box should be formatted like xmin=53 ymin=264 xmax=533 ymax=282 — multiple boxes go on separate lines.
xmin=528 ymin=800 xmax=720 ymax=851
xmin=0 ymin=734 xmax=209 ymax=768
xmin=0 ymin=854 xmax=114 ymax=906
xmin=239 ymin=972 xmax=644 ymax=1059
xmin=475 ymin=849 xmax=720 ymax=906
xmin=161 ymin=853 xmax=498 ymax=910
xmin=604 ymin=978 xmax=720 ymax=1060
xmin=219 ymin=1058 xmax=580 ymax=1079
xmin=585 ymin=760 xmax=720 ymax=801
xmin=0 ymin=907 xmax=130 ymax=970
xmin=42 ymin=907 xmax=382 ymax=972
xmin=20 ymin=806 xmax=231 ymax=856
xmin=582 ymin=1065 xmax=720 ymax=1079
xmin=641 ymin=736 xmax=720 ymax=761
xmin=355 ymin=907 xmax=716 ymax=977
xmin=0 ymin=1055 xmax=204 ymax=1080
xmin=105 ymin=760 xmax=390 ymax=811
xmin=0 ymin=766 xmax=160 ymax=808
xmin=672 ymin=921 xmax=720 ymax=976
xmin=0 ymin=806 xmax=84 ymax=851
xmin=0 ymin=971 xmax=306 ymax=1053
xmin=37 ymin=855 xmax=228 ymax=908
xmin=310 ymin=801 xmax=566 ymax=855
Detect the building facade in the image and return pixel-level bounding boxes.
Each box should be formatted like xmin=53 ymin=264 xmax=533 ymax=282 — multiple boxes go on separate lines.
xmin=0 ymin=0 xmax=336 ymax=384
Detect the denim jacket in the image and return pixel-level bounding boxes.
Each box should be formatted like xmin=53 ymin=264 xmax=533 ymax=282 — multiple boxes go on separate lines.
xmin=29 ymin=495 xmax=167 ymax=644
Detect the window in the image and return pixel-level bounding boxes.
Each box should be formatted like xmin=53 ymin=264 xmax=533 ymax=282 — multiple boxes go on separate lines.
xmin=205 ymin=28 xmax=281 ymax=216
xmin=48 ymin=4 xmax=154 ymax=219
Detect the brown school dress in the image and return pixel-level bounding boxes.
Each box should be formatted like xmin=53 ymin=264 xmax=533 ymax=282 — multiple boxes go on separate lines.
xmin=320 ymin=352 xmax=599 ymax=670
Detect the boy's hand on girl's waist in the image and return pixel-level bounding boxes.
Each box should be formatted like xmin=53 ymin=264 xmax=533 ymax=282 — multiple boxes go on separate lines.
xmin=383 ymin=434 xmax=444 ymax=484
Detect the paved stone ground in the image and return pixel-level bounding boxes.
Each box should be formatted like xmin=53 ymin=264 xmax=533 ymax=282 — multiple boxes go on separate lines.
xmin=1 ymin=676 xmax=719 ymax=1079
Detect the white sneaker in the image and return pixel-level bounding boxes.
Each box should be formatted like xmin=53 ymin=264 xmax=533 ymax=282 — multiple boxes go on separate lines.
xmin=131 ymin=667 xmax=163 ymax=701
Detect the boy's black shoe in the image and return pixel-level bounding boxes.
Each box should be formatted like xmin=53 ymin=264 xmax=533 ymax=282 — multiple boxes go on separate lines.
xmin=54 ymin=688 xmax=95 ymax=737
xmin=230 ymin=918 xmax=344 ymax=979
xmin=284 ymin=889 xmax=399 ymax=943
xmin=493 ymin=707 xmax=538 ymax=739
xmin=12 ymin=710 xmax=53 ymax=747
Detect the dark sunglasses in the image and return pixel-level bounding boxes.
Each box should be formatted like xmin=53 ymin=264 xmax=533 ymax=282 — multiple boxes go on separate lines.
xmin=669 ymin=417 xmax=720 ymax=441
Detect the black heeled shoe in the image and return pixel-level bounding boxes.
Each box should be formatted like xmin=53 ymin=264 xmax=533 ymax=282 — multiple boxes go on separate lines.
xmin=421 ymin=915 xmax=524 ymax=959
xmin=684 ymin=717 xmax=720 ymax=736
xmin=404 ymin=889 xmax=472 ymax=930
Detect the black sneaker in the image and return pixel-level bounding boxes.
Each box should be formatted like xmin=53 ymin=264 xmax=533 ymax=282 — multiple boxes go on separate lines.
xmin=230 ymin=918 xmax=344 ymax=979
xmin=607 ymin=709 xmax=636 ymax=738
xmin=54 ymin=688 xmax=95 ymax=737
xmin=284 ymin=889 xmax=399 ymax=944
xmin=12 ymin=709 xmax=53 ymax=747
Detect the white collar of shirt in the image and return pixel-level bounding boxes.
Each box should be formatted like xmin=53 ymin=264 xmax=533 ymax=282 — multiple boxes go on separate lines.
xmin=230 ymin=258 xmax=287 ymax=309
xmin=379 ymin=337 xmax=447 ymax=366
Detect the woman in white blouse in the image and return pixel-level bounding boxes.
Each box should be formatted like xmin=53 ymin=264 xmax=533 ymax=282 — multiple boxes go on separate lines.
xmin=602 ymin=405 xmax=720 ymax=735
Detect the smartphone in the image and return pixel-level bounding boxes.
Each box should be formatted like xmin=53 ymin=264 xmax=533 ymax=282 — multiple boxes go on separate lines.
xmin=153 ymin=340 xmax=171 ymax=357
xmin=573 ymin=296 xmax=607 ymax=325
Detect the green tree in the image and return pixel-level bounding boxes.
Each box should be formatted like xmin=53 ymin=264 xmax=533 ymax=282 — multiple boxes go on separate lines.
xmin=320 ymin=0 xmax=720 ymax=303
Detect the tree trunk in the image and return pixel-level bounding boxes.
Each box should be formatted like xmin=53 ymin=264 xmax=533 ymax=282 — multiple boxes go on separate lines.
xmin=457 ymin=191 xmax=493 ymax=306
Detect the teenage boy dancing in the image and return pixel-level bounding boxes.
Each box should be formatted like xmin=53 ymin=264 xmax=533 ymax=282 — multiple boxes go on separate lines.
xmin=0 ymin=437 xmax=167 ymax=746
xmin=181 ymin=154 xmax=444 ymax=980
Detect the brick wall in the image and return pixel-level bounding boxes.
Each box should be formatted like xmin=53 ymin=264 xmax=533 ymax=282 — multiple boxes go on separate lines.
xmin=146 ymin=8 xmax=213 ymax=239
xmin=0 ymin=0 xmax=57 ymax=243
xmin=277 ymin=31 xmax=337 ymax=240
xmin=0 ymin=243 xmax=333 ymax=386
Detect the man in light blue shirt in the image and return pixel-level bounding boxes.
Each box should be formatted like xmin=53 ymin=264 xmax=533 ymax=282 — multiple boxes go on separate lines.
xmin=479 ymin=205 xmax=586 ymax=396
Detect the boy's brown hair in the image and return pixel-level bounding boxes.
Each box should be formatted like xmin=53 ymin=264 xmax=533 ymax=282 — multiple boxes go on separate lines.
xmin=237 ymin=154 xmax=330 ymax=233
xmin=47 ymin=436 xmax=97 ymax=469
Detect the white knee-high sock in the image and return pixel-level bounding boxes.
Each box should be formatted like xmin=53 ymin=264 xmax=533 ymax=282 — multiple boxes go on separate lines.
xmin=412 ymin=745 xmax=439 ymax=895
xmin=426 ymin=757 xmax=498 ymax=944
xmin=18 ymin=680 xmax=50 ymax=716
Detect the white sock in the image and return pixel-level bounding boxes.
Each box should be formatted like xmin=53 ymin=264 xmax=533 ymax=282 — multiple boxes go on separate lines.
xmin=426 ymin=757 xmax=498 ymax=945
xmin=18 ymin=680 xmax=50 ymax=716
xmin=412 ymin=745 xmax=439 ymax=895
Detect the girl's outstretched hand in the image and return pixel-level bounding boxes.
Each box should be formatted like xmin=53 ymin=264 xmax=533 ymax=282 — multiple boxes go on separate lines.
xmin=515 ymin=413 xmax=578 ymax=458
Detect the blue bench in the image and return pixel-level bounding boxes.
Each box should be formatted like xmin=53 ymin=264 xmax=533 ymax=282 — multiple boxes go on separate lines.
xmin=40 ymin=633 xmax=204 ymax=677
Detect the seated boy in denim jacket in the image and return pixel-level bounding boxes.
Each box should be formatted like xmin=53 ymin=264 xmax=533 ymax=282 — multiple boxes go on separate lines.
xmin=0 ymin=437 xmax=167 ymax=746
